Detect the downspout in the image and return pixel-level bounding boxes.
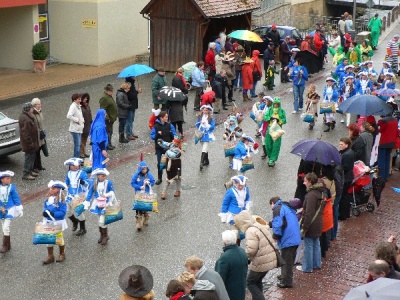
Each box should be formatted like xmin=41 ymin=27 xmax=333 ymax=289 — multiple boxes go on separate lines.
xmin=141 ymin=13 xmax=151 ymax=65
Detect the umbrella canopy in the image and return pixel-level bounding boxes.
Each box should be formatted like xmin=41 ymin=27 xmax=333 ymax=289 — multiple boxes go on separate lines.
xmin=339 ymin=94 xmax=393 ymax=116
xmin=158 ymin=86 xmax=186 ymax=102
xmin=375 ymin=88 xmax=400 ymax=97
xmin=228 ymin=30 xmax=263 ymax=42
xmin=343 ymin=278 xmax=400 ymax=300
xmin=290 ymin=139 xmax=341 ymax=165
xmin=117 ymin=64 xmax=155 ymax=78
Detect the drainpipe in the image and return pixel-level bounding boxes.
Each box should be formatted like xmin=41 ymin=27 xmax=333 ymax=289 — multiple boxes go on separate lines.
xmin=142 ymin=13 xmax=151 ymax=65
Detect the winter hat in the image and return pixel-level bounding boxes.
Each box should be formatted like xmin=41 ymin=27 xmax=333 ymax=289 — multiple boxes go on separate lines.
xmin=151 ymin=108 xmax=161 ymax=116
xmin=64 ymin=158 xmax=83 ymax=167
xmin=231 ymin=175 xmax=248 ymax=186
xmin=22 ymin=102 xmax=33 ymax=112
xmin=118 ymin=265 xmax=154 ymax=297
xmin=91 ymin=168 xmax=110 ymax=176
xmin=272 ymin=24 xmax=277 ymax=29
xmin=0 ymin=170 xmax=14 ymax=180
xmin=345 ymin=75 xmax=354 ymax=81
xmin=104 ymin=84 xmax=114 ymax=91
xmin=48 ymin=180 xmax=67 ymax=190
xmin=200 ymin=104 xmax=213 ymax=112
xmin=382 ymin=61 xmax=390 ymax=66
xmin=289 ymin=198 xmax=302 ymax=209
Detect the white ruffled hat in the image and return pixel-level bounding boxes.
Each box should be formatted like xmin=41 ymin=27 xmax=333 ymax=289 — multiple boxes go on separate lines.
xmin=91 ymin=168 xmax=110 ymax=176
xmin=231 ymin=175 xmax=248 ymax=186
xmin=325 ymin=77 xmax=336 ymax=83
xmin=344 ymin=65 xmax=355 ymax=70
xmin=151 ymin=108 xmax=161 ymax=117
xmin=48 ymin=180 xmax=68 ymax=190
xmin=0 ymin=170 xmax=14 ymax=179
xmin=64 ymin=157 xmax=83 ymax=167
xmin=200 ymin=104 xmax=213 ymax=112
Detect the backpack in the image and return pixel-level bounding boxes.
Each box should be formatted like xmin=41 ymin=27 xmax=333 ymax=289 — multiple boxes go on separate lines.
xmin=321 ymin=185 xmax=334 ymax=233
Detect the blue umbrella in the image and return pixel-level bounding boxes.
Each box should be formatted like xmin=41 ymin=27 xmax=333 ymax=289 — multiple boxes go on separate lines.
xmin=290 ymin=139 xmax=341 ymax=165
xmin=117 ymin=64 xmax=155 ymax=78
xmin=339 ymin=94 xmax=393 ymax=116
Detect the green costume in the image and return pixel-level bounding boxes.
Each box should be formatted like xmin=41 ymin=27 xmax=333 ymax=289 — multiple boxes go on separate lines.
xmin=151 ymin=73 xmax=168 ymax=105
xmin=263 ymin=65 xmax=279 ymax=90
xmin=346 ymin=46 xmax=362 ymax=65
xmin=264 ymin=97 xmax=286 ymax=166
xmin=367 ymin=16 xmax=382 ymax=48
xmin=358 ymin=39 xmax=374 ymax=61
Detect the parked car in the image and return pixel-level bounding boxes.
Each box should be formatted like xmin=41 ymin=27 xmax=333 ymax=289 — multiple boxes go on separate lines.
xmin=251 ymin=25 xmax=303 ymax=55
xmin=0 ymin=111 xmax=22 ymax=158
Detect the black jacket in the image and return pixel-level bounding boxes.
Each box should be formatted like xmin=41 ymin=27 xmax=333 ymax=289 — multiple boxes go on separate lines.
xmin=266 ymin=29 xmax=281 ymax=47
xmin=263 ymin=48 xmax=275 ymax=70
xmin=340 ymin=147 xmax=355 ymax=184
xmin=125 ymin=77 xmax=139 ymax=110
xmin=172 ymin=75 xmax=188 ymax=94
xmin=351 ymin=136 xmax=365 ymax=163
xmin=116 ymin=88 xmax=131 ymax=118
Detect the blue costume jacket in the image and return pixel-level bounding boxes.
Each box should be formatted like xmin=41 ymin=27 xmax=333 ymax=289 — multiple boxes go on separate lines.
xmin=89 ymin=109 xmax=108 ymax=170
xmin=65 ymin=170 xmax=89 ymax=197
xmin=131 ymin=161 xmax=155 ymax=193
xmin=271 ymin=199 xmax=302 ymax=249
xmin=196 ymin=115 xmax=215 ymax=142
xmin=43 ymin=197 xmax=67 ymax=221
xmin=323 ymin=85 xmax=339 ymax=102
xmin=85 ymin=179 xmax=115 ymax=215
xmin=334 ymin=63 xmax=346 ymax=79
xmin=355 ymin=79 xmax=374 ymax=94
xmin=339 ymin=71 xmax=355 ymax=86
xmin=221 ymin=186 xmax=250 ymax=217
xmin=0 ymin=184 xmax=22 ymax=219
xmin=233 ymin=141 xmax=249 ymax=160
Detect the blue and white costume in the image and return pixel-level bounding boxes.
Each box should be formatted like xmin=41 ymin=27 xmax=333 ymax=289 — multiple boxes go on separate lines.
xmin=42 ymin=180 xmax=68 ymax=232
xmin=340 ymin=75 xmax=358 ymax=126
xmin=323 ymin=77 xmax=340 ymax=124
xmin=232 ymin=135 xmax=258 ymax=173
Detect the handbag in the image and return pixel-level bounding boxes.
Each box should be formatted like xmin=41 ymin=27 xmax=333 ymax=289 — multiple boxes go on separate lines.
xmin=39 ymin=130 xmax=46 ymax=140
xmin=133 ymin=189 xmax=158 ymax=212
xmin=252 ymin=71 xmax=261 ymax=82
xmin=269 ymin=120 xmax=285 ymax=141
xmin=104 ymin=198 xmax=123 ymax=225
xmin=240 ymin=156 xmax=254 ymax=173
xmin=71 ymin=194 xmax=86 ymax=217
xmin=303 ymin=103 xmax=315 ymax=123
xmin=194 ymin=130 xmax=204 ymax=145
xmin=250 ymin=225 xmax=286 ymax=267
xmin=41 ymin=139 xmax=49 ymax=157
xmin=319 ymin=101 xmax=336 ymax=114
xmin=33 ymin=222 xmax=64 ymax=245
xmin=223 ymin=140 xmax=237 ymax=157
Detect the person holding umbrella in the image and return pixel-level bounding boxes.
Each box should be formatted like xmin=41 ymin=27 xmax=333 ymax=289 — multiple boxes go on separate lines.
xmin=170 ymin=68 xmax=189 ymax=136
xmin=118 ymin=265 xmax=155 ymax=300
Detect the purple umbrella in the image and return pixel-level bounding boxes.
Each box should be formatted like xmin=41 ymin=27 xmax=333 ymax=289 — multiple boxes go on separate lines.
xmin=291 ymin=139 xmax=341 ymax=165
xmin=375 ymin=88 xmax=400 ymax=97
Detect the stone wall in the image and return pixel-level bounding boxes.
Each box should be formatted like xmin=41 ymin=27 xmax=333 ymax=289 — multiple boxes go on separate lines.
xmin=252 ymin=3 xmax=292 ymax=27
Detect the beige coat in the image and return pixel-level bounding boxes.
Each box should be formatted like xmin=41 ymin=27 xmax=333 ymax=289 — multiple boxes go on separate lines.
xmin=221 ymin=61 xmax=236 ymax=84
xmin=234 ymin=211 xmax=278 ymax=272
xmin=32 ymin=109 xmax=45 ymax=147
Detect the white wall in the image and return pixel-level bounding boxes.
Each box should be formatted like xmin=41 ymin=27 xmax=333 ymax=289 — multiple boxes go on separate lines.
xmin=0 ymin=6 xmax=39 ymax=70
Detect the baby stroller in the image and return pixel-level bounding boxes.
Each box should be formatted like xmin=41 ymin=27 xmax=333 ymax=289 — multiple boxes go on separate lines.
xmin=348 ymin=161 xmax=380 ymax=216
xmin=182 ymin=61 xmax=196 ymax=91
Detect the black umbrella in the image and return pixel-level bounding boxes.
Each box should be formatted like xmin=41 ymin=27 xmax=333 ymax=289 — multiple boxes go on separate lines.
xmin=296 ymin=50 xmax=321 ymax=74
xmin=158 ymin=86 xmax=186 ymax=102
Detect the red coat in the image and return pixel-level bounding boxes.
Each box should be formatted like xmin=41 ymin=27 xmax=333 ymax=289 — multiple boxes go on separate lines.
xmin=313 ymin=33 xmax=323 ymax=51
xmin=205 ymin=49 xmax=216 ymax=71
xmin=378 ymin=116 xmax=398 ymax=148
xmin=242 ymin=63 xmax=253 ymax=90
xmin=251 ymin=50 xmax=262 ymax=75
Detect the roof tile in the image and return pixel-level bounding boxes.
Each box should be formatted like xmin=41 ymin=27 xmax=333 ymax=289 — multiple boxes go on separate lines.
xmin=194 ymin=0 xmax=260 ymax=17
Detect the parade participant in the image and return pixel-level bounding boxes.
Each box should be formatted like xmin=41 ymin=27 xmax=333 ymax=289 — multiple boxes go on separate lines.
xmin=251 ymin=93 xmax=268 ymax=137
xmin=380 ymin=61 xmax=393 ymax=76
xmin=148 ymin=108 xmax=161 ymax=130
xmin=0 ymin=171 xmax=23 ymax=253
xmin=131 ymin=159 xmax=155 ymax=230
xmin=304 ymin=84 xmax=320 ymax=130
xmin=151 ymin=67 xmax=168 ymax=110
xmin=67 ymin=93 xmax=84 ymax=158
xmin=118 ymin=265 xmax=155 ymax=300
xmin=363 ymin=61 xmax=379 ymax=81
xmin=264 ymin=97 xmax=287 ymax=167
xmin=340 ymin=75 xmax=357 ymax=126
xmin=368 ymin=13 xmax=382 ymax=50
xmin=64 ymin=158 xmax=89 ymax=236
xmin=346 ymin=42 xmax=361 ymax=65
xmin=89 ymin=109 xmax=108 ymax=170
xmin=333 ymin=57 xmax=349 ymax=80
xmin=159 ymin=137 xmax=183 ymax=200
xmin=195 ymin=105 xmax=215 ymax=171
xmin=380 ymin=72 xmax=396 ymax=89
xmin=231 ymin=135 xmax=259 ymax=174
xmin=263 ymin=60 xmax=280 ymax=91
xmin=339 ymin=64 xmax=355 ymax=86
xmin=150 ymin=111 xmax=177 ymax=184
xmin=355 ymin=72 xmax=373 ymax=95
xmin=386 ymin=34 xmax=399 ymax=73
xmin=241 ymin=57 xmax=254 ymax=102
xmin=260 ymin=96 xmax=273 ymax=159
xmin=322 ymin=77 xmax=339 ymax=132
xmin=84 ymin=168 xmax=115 ymax=245
xmin=42 ymin=180 xmax=68 ymax=264
xmin=289 ymin=59 xmax=308 ymax=113
xmin=223 ymin=115 xmax=243 ymax=141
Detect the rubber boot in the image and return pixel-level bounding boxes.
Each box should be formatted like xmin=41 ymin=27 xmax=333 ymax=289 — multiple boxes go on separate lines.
xmin=76 ymin=221 xmax=87 ymax=236
xmin=331 ymin=121 xmax=336 ymax=130
xmin=119 ymin=133 xmax=129 ymax=143
xmin=101 ymin=227 xmax=109 ymax=245
xmin=143 ymin=213 xmax=150 ymax=226
xmin=56 ymin=245 xmax=65 ymax=262
xmin=43 ymin=247 xmax=55 ymax=265
xmin=0 ymin=235 xmax=10 ymax=253
xmin=200 ymin=152 xmax=206 ymax=170
xmin=97 ymin=227 xmax=103 ymax=243
xmin=136 ymin=215 xmax=144 ymax=230
xmin=69 ymin=215 xmax=79 ymax=231
xmin=261 ymin=146 xmax=267 ymax=160
xmin=204 ymin=152 xmax=210 ymax=166
xmin=323 ymin=123 xmax=331 ymax=132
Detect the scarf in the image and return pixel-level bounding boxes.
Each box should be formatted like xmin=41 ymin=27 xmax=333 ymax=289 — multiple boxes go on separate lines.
xmin=176 ymin=73 xmax=188 ymax=89
xmin=170 ymin=292 xmax=185 ymax=300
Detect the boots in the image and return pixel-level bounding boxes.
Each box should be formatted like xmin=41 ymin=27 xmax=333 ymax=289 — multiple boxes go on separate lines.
xmin=69 ymin=215 xmax=79 ymax=231
xmin=76 ymin=221 xmax=87 ymax=236
xmin=0 ymin=235 xmax=10 ymax=253
xmin=98 ymin=227 xmax=103 ymax=243
xmin=200 ymin=152 xmax=206 ymax=170
xmin=243 ymin=94 xmax=250 ymax=102
xmin=143 ymin=213 xmax=150 ymax=226
xmin=56 ymin=245 xmax=65 ymax=262
xmin=236 ymin=239 xmax=241 ymax=246
xmin=261 ymin=146 xmax=267 ymax=159
xmin=155 ymin=170 xmax=162 ymax=185
xmin=100 ymin=227 xmax=109 ymax=245
xmin=43 ymin=247 xmax=55 ymax=265
xmin=323 ymin=123 xmax=331 ymax=132
xmin=308 ymin=123 xmax=314 ymax=130
xmin=107 ymin=133 xmax=115 ymax=150
xmin=136 ymin=215 xmax=144 ymax=230
xmin=203 ymin=152 xmax=210 ymax=166
xmin=119 ymin=133 xmax=129 ymax=143
xmin=331 ymin=121 xmax=336 ymax=130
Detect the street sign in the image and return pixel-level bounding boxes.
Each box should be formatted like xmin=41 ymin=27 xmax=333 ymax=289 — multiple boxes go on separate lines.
xmin=366 ymin=0 xmax=374 ymax=8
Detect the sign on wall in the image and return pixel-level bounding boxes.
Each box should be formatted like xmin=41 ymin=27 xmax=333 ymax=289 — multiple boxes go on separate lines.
xmin=39 ymin=13 xmax=48 ymax=40
xmin=82 ymin=19 xmax=97 ymax=28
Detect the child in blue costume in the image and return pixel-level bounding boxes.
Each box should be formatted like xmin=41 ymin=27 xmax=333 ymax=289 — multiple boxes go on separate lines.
xmin=64 ymin=158 xmax=89 ymax=236
xmin=0 ymin=171 xmax=23 ymax=253
xmin=232 ymin=135 xmax=259 ymax=174
xmin=131 ymin=160 xmax=155 ymax=230
xmin=89 ymin=109 xmax=109 ymax=170
xmin=196 ymin=104 xmax=216 ymax=170
xmin=42 ymin=180 xmax=68 ymax=265
xmin=322 ymin=77 xmax=340 ymax=132
xmin=84 ymin=168 xmax=115 ymax=245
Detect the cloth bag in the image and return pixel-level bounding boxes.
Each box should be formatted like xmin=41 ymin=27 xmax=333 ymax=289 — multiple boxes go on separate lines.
xmin=194 ymin=130 xmax=203 ymax=145
xmin=269 ymin=120 xmax=285 ymax=141
xmin=320 ymin=101 xmax=336 ymax=114
xmin=104 ymin=198 xmax=123 ymax=225
xmin=240 ymin=156 xmax=254 ymax=173
xmin=133 ymin=189 xmax=158 ymax=212
xmin=223 ymin=140 xmax=237 ymax=157
xmin=71 ymin=193 xmax=86 ymax=217
xmin=33 ymin=222 xmax=64 ymax=245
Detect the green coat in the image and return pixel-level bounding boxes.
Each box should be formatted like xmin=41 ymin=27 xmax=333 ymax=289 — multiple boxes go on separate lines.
xmin=264 ymin=106 xmax=287 ymax=126
xmin=368 ymin=17 xmax=382 ymax=32
xmin=151 ymin=74 xmax=168 ymax=104
xmin=99 ymin=92 xmax=117 ymax=123
xmin=214 ymin=245 xmax=248 ymax=300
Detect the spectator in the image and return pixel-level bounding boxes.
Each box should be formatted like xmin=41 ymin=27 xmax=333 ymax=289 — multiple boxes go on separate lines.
xmin=234 ymin=210 xmax=278 ymax=300
xmin=360 ymin=121 xmax=374 ymax=166
xmin=205 ymin=42 xmax=217 ymax=81
xmin=99 ymin=84 xmax=117 ymax=150
xmin=367 ymin=13 xmax=382 ymax=50
xmin=266 ymin=24 xmax=281 ymax=64
xmin=338 ymin=137 xmax=355 ymax=220
xmin=151 ymin=67 xmax=168 ymax=110
xmin=221 ymin=52 xmax=236 ymax=102
xmin=184 ymin=256 xmax=230 ymax=300
xmin=328 ymin=31 xmax=341 ymax=51
xmin=116 ymin=82 xmax=132 ymax=144
xmin=280 ymin=36 xmax=292 ymax=83
xmin=348 ymin=123 xmax=365 ymax=163
xmin=125 ymin=77 xmax=141 ymax=141
xmin=219 ymin=28 xmax=227 ymax=49
xmin=241 ymin=56 xmax=254 ymax=102
xmin=250 ymin=50 xmax=262 ymax=98
xmin=80 ymin=93 xmax=92 ymax=158
xmin=269 ymin=197 xmax=301 ymax=288
xmin=177 ymin=272 xmax=219 ymax=300
xmin=233 ymin=45 xmax=246 ymax=91
xmin=214 ymin=230 xmax=248 ymax=299
xmin=191 ymin=61 xmax=208 ymax=111
xmin=338 ymin=15 xmax=346 ymax=48
xmin=289 ymin=59 xmax=309 ymax=113
xmin=367 ymin=260 xmax=400 ymax=281
xmin=31 ymin=97 xmax=47 ymax=172
xmin=224 ymin=37 xmax=234 ymax=53
xmin=345 ymin=15 xmax=353 ymax=32
xmin=214 ymin=69 xmax=228 ymax=113
xmin=66 ymin=93 xmax=84 ymax=158
xmin=377 ymin=113 xmax=398 ymax=180
xmin=297 ymin=172 xmax=324 ymax=273
xmin=263 ymin=42 xmax=275 ymax=71
xmin=118 ymin=265 xmax=155 ymax=300
xmin=170 ymin=67 xmax=188 ymax=135
xmin=165 ymin=280 xmax=190 ymax=300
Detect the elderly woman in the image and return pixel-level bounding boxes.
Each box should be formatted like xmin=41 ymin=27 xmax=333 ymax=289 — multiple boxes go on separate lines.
xmin=177 ymin=271 xmax=220 ymax=300
xmin=80 ymin=93 xmax=92 ymax=158
xmin=31 ymin=97 xmax=47 ymax=172
xmin=116 ymin=82 xmax=132 ymax=143
xmin=66 ymin=93 xmax=84 ymax=158
xmin=205 ymin=42 xmax=217 ymax=81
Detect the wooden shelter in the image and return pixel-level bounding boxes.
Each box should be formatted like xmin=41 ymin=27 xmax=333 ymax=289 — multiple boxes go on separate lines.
xmin=141 ymin=0 xmax=260 ymax=71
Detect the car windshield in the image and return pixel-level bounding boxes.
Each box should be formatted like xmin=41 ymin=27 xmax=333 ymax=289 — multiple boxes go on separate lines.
xmin=292 ymin=29 xmax=301 ymax=39
xmin=255 ymin=27 xmax=268 ymax=37
xmin=0 ymin=112 xmax=6 ymax=121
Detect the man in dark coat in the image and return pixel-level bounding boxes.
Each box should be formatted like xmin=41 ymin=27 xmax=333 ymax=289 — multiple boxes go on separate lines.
xmin=263 ymin=43 xmax=275 ymax=74
xmin=18 ymin=103 xmax=39 ymax=180
xmin=266 ymin=24 xmax=281 ymax=63
xmin=215 ymin=230 xmax=248 ymax=300
xmin=280 ymin=36 xmax=292 ymax=83
xmin=125 ymin=76 xmax=141 ymax=140
xmin=99 ymin=84 xmax=117 ymax=150
xmin=338 ymin=137 xmax=355 ymax=220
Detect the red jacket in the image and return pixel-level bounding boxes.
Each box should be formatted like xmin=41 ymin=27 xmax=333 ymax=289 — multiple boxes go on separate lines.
xmin=251 ymin=50 xmax=262 ymax=75
xmin=242 ymin=63 xmax=253 ymax=90
xmin=313 ymin=32 xmax=323 ymax=51
xmin=205 ymin=49 xmax=216 ymax=71
xmin=378 ymin=116 xmax=398 ymax=148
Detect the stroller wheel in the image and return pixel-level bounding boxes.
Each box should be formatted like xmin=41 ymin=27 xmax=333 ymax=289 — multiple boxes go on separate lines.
xmin=352 ymin=207 xmax=361 ymax=217
xmin=366 ymin=203 xmax=375 ymax=212
xmin=187 ymin=83 xmax=192 ymax=91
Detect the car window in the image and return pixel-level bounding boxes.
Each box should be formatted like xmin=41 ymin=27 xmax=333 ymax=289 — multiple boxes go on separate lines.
xmin=278 ymin=29 xmax=285 ymax=38
xmin=292 ymin=29 xmax=301 ymax=39
xmin=255 ymin=28 xmax=268 ymax=37
xmin=0 ymin=112 xmax=5 ymax=121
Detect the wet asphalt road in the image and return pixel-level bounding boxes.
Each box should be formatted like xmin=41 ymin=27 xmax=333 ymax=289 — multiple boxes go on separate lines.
xmin=0 ymin=59 xmax=370 ymax=299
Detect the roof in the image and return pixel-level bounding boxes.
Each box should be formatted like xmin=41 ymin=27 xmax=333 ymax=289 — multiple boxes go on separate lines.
xmin=194 ymin=0 xmax=260 ymax=17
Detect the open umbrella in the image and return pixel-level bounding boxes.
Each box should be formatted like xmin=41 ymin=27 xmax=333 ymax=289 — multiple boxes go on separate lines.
xmin=291 ymin=139 xmax=341 ymax=165
xmin=375 ymin=88 xmax=400 ymax=97
xmin=228 ymin=30 xmax=263 ymax=42
xmin=117 ymin=64 xmax=155 ymax=78
xmin=339 ymin=94 xmax=393 ymax=116
xmin=158 ymin=86 xmax=186 ymax=102
xmin=343 ymin=278 xmax=400 ymax=300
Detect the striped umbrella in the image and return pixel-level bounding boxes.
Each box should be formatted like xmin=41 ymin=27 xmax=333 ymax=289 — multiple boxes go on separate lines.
xmin=228 ymin=30 xmax=263 ymax=42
